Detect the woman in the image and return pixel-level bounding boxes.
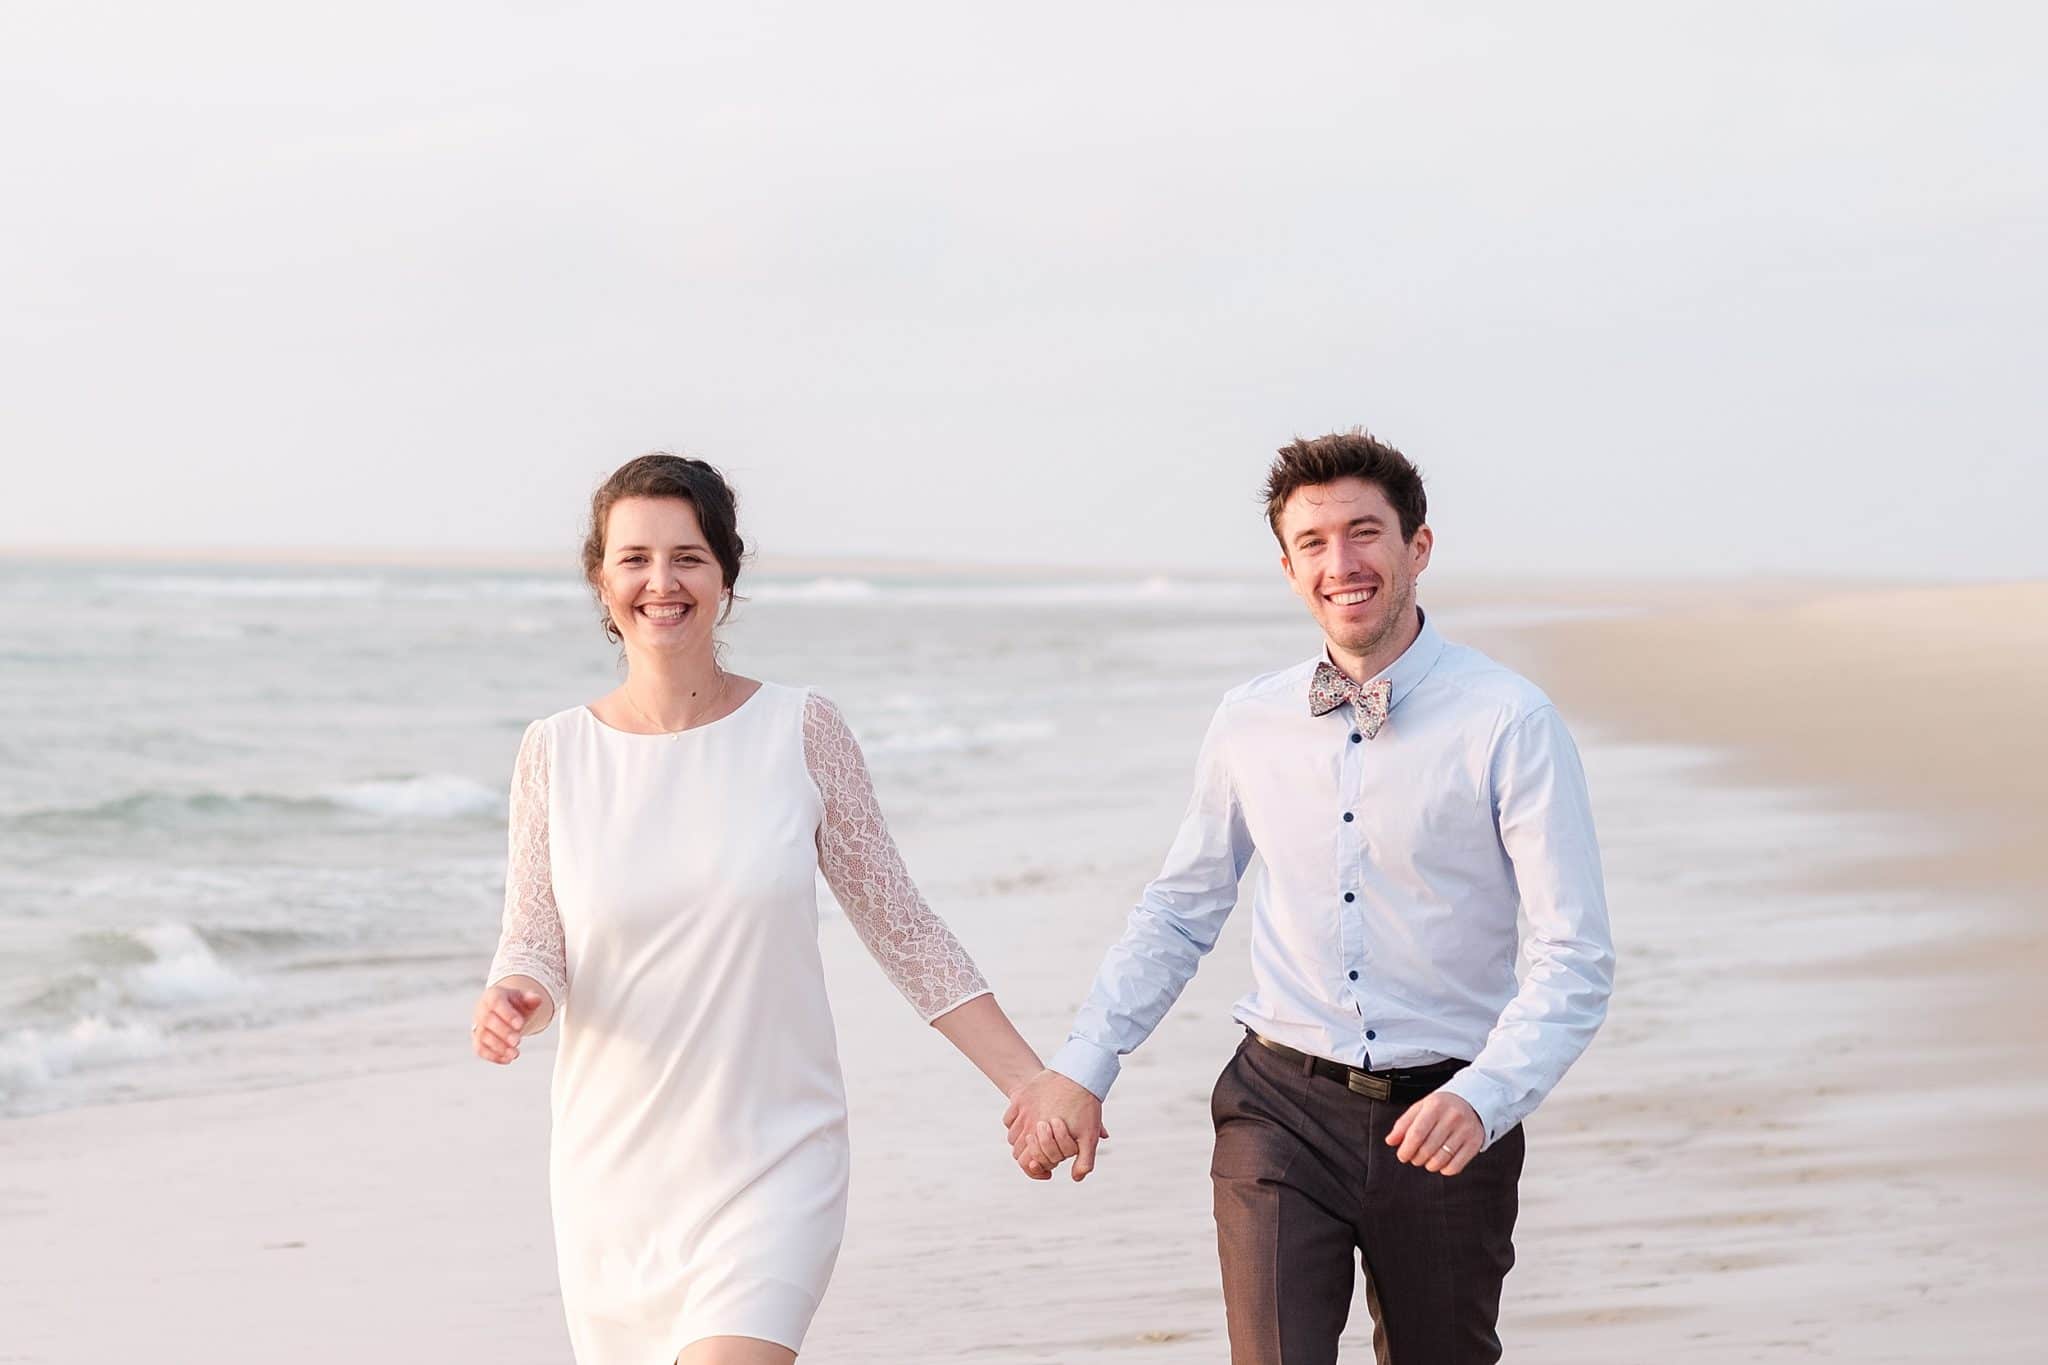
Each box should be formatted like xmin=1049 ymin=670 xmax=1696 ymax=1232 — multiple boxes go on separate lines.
xmin=471 ymin=453 xmax=1047 ymax=1364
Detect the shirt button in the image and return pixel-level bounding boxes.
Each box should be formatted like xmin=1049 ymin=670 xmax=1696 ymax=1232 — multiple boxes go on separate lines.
xmin=1365 ymin=1029 xmax=1377 ymax=1040
xmin=1348 ymin=970 xmax=1359 ymax=981
xmin=1350 ymin=732 xmax=1362 ymax=743
xmin=1343 ymin=892 xmax=1355 ymax=902
xmin=1342 ymin=812 xmax=1354 ymax=822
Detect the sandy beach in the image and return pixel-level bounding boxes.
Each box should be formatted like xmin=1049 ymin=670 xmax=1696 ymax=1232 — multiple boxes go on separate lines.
xmin=5 ymin=580 xmax=2043 ymax=1363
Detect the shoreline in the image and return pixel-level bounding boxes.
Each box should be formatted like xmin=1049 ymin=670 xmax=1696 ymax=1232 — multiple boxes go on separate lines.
xmin=1492 ymin=581 xmax=2048 ymax=1130
xmin=1468 ymin=584 xmax=2048 ymax=1358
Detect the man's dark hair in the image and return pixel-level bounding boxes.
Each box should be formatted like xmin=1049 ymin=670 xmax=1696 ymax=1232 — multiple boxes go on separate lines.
xmin=1262 ymin=428 xmax=1428 ymax=545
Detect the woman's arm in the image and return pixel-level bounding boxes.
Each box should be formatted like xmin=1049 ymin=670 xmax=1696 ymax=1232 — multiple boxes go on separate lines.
xmin=803 ymin=691 xmax=994 ymax=1020
xmin=474 ymin=719 xmax=569 ymax=1063
xmin=929 ymin=993 xmax=1045 ymax=1099
xmin=805 ymin=693 xmax=1074 ymax=1175
xmin=805 ymin=691 xmax=1054 ymax=1093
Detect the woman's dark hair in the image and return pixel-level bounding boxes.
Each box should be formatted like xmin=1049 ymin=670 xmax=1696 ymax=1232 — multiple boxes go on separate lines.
xmin=1262 ymin=428 xmax=1428 ymax=544
xmin=582 ymin=453 xmax=747 ymax=643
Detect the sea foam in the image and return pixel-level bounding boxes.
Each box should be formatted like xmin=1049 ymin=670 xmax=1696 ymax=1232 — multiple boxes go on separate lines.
xmin=864 ymin=719 xmax=1057 ymax=756
xmin=131 ymin=574 xmax=389 ymax=599
xmin=751 ymin=577 xmax=885 ymax=602
xmin=321 ymin=775 xmax=502 ymax=820
xmin=20 ymin=775 xmax=502 ymax=829
xmin=0 ymin=1016 xmax=167 ymax=1096
xmin=119 ymin=923 xmax=250 ymax=1008
xmin=749 ymin=575 xmax=1269 ymax=607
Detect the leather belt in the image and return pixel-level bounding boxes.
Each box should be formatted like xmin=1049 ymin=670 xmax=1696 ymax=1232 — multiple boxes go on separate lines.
xmin=1248 ymin=1031 xmax=1464 ymax=1103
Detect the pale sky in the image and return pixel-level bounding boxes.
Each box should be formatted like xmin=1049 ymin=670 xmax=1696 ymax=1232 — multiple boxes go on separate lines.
xmin=4 ymin=2 xmax=2043 ymax=577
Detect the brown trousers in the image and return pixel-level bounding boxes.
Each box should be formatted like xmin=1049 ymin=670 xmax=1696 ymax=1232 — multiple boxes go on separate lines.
xmin=1210 ymin=1035 xmax=1524 ymax=1365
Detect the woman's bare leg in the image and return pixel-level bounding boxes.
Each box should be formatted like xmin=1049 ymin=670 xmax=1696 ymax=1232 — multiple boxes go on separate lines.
xmin=675 ymin=1335 xmax=797 ymax=1365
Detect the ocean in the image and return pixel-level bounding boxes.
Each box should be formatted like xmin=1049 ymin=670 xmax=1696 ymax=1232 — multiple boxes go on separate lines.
xmin=3 ymin=560 xmax=1933 ymax=1126
xmin=0 ymin=560 xmax=1322 ymax=1116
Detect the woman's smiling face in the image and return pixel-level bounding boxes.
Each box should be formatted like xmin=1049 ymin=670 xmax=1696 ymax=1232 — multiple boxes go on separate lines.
xmin=595 ymin=495 xmax=728 ymax=657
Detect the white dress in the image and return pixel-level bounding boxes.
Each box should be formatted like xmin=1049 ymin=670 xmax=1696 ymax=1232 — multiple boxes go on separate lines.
xmin=486 ymin=683 xmax=989 ymax=1361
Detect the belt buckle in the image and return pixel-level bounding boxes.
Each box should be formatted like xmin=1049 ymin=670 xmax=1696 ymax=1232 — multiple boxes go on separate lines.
xmin=1345 ymin=1069 xmax=1391 ymax=1101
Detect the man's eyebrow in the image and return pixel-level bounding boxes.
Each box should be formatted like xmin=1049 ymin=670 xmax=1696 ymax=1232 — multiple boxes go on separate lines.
xmin=1293 ymin=514 xmax=1383 ymax=546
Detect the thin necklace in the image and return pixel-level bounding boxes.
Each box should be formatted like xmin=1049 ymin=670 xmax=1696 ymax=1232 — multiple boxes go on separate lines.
xmin=623 ymin=668 xmax=730 ymax=739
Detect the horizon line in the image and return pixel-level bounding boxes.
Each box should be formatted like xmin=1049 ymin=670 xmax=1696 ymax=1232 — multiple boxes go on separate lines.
xmin=0 ymin=543 xmax=1986 ymax=596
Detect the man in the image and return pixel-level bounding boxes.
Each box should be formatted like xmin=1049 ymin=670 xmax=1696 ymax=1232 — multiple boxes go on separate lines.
xmin=1004 ymin=429 xmax=1614 ymax=1364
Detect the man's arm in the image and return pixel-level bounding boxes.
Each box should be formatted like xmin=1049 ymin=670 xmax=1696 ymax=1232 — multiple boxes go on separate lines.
xmin=1004 ymin=703 xmax=1255 ymax=1179
xmin=1434 ymin=703 xmax=1615 ymax=1152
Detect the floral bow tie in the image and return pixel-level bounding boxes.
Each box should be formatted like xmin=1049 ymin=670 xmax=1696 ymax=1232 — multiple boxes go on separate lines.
xmin=1309 ymin=662 xmax=1393 ymax=738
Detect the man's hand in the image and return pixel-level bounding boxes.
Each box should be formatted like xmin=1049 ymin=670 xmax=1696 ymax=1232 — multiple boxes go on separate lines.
xmin=1387 ymin=1091 xmax=1484 ymax=1176
xmin=1002 ymin=1069 xmax=1109 ymax=1182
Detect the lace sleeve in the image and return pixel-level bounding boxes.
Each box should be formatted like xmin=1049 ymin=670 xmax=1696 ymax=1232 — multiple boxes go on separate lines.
xmin=804 ymin=692 xmax=992 ymax=1022
xmin=487 ymin=719 xmax=569 ymax=1030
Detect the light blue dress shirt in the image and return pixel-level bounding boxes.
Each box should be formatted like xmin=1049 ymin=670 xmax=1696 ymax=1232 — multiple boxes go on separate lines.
xmin=1048 ymin=611 xmax=1614 ymax=1148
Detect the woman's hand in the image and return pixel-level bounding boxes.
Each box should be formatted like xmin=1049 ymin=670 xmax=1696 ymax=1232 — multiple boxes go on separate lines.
xmin=1004 ymin=1069 xmax=1108 ymax=1181
xmin=471 ymin=977 xmax=551 ymax=1063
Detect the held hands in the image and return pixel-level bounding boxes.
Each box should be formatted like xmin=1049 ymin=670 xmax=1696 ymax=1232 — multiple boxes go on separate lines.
xmin=1002 ymin=1069 xmax=1108 ymax=1182
xmin=1386 ymin=1091 xmax=1483 ymax=1177
xmin=470 ymin=979 xmax=549 ymax=1064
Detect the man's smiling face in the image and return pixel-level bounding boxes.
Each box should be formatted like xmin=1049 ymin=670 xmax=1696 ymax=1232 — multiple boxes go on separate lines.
xmin=1277 ymin=476 xmax=1433 ymax=664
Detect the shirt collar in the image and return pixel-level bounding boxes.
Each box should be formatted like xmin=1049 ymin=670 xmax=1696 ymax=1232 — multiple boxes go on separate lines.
xmin=1318 ymin=607 xmax=1445 ymax=713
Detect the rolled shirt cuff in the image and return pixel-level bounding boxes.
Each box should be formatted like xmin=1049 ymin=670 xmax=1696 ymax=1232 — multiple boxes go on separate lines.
xmin=1048 ymin=1035 xmax=1122 ymax=1101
